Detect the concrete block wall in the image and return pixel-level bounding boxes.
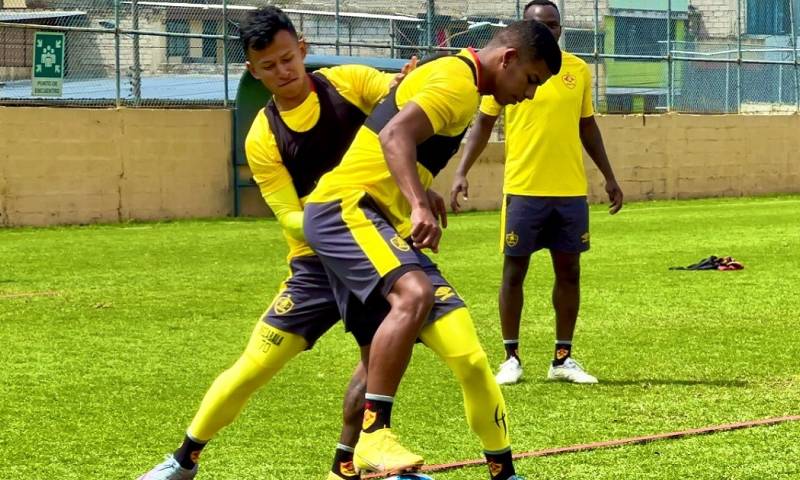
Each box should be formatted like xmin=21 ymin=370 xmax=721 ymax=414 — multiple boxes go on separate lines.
xmin=0 ymin=107 xmax=232 ymax=226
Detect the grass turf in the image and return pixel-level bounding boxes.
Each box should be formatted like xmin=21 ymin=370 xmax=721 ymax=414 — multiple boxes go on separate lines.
xmin=1 ymin=195 xmax=798 ymax=479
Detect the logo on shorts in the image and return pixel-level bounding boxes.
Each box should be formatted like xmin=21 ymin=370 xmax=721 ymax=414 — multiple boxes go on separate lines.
xmin=390 ymin=235 xmax=411 ymax=252
xmin=505 ymin=231 xmax=519 ymax=248
xmin=273 ymin=294 xmax=295 ymax=315
xmin=338 ymin=460 xmax=357 ymax=476
xmin=581 ymin=232 xmax=590 ymax=244
xmin=562 ymin=72 xmax=577 ymax=89
xmin=556 ymin=348 xmax=570 ymax=360
xmin=435 ymin=286 xmax=457 ymax=301
xmin=362 ymin=408 xmax=377 ymax=430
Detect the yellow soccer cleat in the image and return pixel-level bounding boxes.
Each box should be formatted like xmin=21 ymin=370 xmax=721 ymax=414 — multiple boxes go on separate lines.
xmin=353 ymin=428 xmax=424 ymax=475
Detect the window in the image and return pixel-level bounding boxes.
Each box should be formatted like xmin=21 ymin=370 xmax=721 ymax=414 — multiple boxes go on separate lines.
xmin=614 ymin=16 xmax=677 ymax=58
xmin=746 ymin=0 xmax=792 ymax=35
xmin=166 ymin=19 xmax=190 ymax=57
xmin=202 ymin=20 xmax=219 ymax=59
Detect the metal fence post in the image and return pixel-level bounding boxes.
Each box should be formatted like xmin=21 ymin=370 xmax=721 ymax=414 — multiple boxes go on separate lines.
xmin=132 ymin=0 xmax=141 ymax=104
xmin=736 ymin=0 xmax=742 ymax=113
xmin=114 ymin=0 xmax=121 ymax=108
xmin=790 ymin=0 xmax=799 ymax=112
xmin=667 ymin=0 xmax=673 ymax=112
xmin=594 ymin=0 xmax=600 ymax=112
xmin=426 ymin=0 xmax=434 ymax=54
xmin=223 ymin=0 xmax=229 ymax=107
xmin=335 ymin=0 xmax=341 ymax=55
xmin=516 ymin=0 xmax=522 ymax=20
xmin=390 ymin=19 xmax=395 ymax=58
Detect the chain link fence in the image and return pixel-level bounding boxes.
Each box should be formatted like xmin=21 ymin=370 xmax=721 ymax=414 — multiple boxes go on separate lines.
xmin=1 ymin=0 xmax=799 ymax=113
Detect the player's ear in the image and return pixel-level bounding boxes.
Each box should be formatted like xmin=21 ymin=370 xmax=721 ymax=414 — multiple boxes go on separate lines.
xmin=501 ymin=48 xmax=519 ymax=69
xmin=245 ymin=59 xmax=259 ymax=79
xmin=298 ymin=34 xmax=308 ymax=59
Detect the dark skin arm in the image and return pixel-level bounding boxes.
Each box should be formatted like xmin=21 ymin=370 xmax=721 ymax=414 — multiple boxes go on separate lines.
xmin=450 ymin=112 xmax=499 ymax=212
xmin=579 ymin=115 xmax=623 ymax=214
xmin=378 ymin=102 xmax=441 ymax=252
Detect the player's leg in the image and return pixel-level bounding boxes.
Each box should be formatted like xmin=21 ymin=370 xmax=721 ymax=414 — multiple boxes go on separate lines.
xmin=420 ymin=307 xmax=521 ymax=480
xmin=305 ymin=195 xmax=431 ymax=474
xmin=546 ymin=197 xmax=596 ymax=384
xmin=329 ymin=359 xmax=367 ymax=480
xmin=138 ymin=258 xmax=340 ymax=480
xmin=497 ymin=195 xmax=552 ymax=385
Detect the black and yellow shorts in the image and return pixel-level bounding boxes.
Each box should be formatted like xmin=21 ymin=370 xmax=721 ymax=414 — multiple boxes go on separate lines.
xmin=263 ymin=255 xmax=385 ymax=347
xmin=501 ymin=194 xmax=590 ymax=256
xmin=304 ymin=193 xmax=465 ymax=335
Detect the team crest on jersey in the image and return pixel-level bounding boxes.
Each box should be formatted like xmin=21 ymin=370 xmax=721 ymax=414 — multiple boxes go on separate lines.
xmin=339 ymin=460 xmax=357 ymax=476
xmin=362 ymin=408 xmax=377 ymax=430
xmin=390 ymin=235 xmax=411 ymax=252
xmin=435 ymin=286 xmax=456 ymax=301
xmin=581 ymin=232 xmax=590 ymax=244
xmin=488 ymin=460 xmax=503 ymax=477
xmin=274 ymin=294 xmax=295 ymax=315
xmin=556 ymin=348 xmax=570 ymax=360
xmin=562 ymin=72 xmax=577 ymax=89
xmin=505 ymin=231 xmax=519 ymax=248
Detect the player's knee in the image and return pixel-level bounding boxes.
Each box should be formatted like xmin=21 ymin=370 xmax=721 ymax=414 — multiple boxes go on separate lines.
xmin=450 ymin=349 xmax=492 ymax=383
xmin=502 ymin=262 xmax=528 ymax=287
xmin=555 ymin=264 xmax=580 ymax=285
xmin=391 ymin=272 xmax=435 ymax=319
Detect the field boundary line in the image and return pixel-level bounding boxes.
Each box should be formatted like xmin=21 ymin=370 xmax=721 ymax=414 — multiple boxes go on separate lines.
xmin=364 ymin=415 xmax=800 ymax=478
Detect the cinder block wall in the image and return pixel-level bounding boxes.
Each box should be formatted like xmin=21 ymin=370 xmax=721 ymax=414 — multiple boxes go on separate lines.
xmin=0 ymin=107 xmax=232 ymax=226
xmin=1 ymin=110 xmax=798 ymax=226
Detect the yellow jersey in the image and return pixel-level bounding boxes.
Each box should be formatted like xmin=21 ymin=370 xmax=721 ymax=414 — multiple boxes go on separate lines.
xmin=307 ymin=49 xmax=481 ymax=238
xmin=245 ymin=65 xmax=395 ymax=260
xmin=481 ymin=51 xmax=594 ymax=196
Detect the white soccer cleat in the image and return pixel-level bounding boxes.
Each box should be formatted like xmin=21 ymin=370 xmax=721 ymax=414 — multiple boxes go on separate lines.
xmin=495 ymin=356 xmax=523 ymax=385
xmin=547 ymin=357 xmax=598 ymax=384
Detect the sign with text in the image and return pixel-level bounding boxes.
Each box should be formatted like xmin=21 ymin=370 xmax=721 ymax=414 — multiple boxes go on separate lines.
xmin=32 ymin=32 xmax=65 ymax=97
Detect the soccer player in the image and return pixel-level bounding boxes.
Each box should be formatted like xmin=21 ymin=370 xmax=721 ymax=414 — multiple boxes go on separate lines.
xmin=304 ymin=20 xmax=561 ymax=479
xmin=450 ymin=0 xmax=624 ymax=386
xmin=137 ymin=7 xmax=416 ymax=480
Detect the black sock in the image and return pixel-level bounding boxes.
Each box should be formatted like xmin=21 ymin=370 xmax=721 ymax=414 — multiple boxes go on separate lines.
xmin=362 ymin=394 xmax=393 ymax=433
xmin=173 ymin=435 xmax=206 ymax=469
xmin=485 ymin=449 xmax=516 ymax=480
xmin=331 ymin=444 xmax=359 ymax=479
xmin=553 ymin=340 xmax=572 ymax=366
xmin=503 ymin=340 xmax=520 ymax=362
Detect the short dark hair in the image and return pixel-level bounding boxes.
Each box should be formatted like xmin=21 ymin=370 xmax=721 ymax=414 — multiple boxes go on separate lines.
xmin=489 ymin=20 xmax=562 ymax=75
xmin=524 ymin=0 xmax=559 ymax=14
xmin=240 ymin=6 xmax=297 ymax=54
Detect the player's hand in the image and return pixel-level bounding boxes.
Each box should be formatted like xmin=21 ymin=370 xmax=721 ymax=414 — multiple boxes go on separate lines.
xmin=426 ymin=188 xmax=448 ymax=229
xmin=389 ymin=56 xmax=418 ymax=89
xmin=450 ymin=174 xmax=469 ymax=213
xmin=606 ymin=178 xmax=624 ymax=214
xmin=410 ymin=205 xmax=441 ymax=253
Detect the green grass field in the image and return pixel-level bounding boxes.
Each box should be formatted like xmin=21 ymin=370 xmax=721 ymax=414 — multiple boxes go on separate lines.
xmin=2 ymin=196 xmax=799 ymax=479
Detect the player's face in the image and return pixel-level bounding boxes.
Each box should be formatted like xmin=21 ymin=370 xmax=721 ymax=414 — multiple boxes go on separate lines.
xmin=246 ymin=30 xmax=308 ymax=99
xmin=524 ymin=5 xmax=562 ymax=42
xmin=492 ymin=50 xmax=553 ymax=106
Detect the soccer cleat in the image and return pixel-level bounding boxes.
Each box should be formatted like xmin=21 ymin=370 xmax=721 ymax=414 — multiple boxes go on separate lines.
xmin=326 ymin=471 xmax=358 ymax=480
xmin=327 ymin=460 xmax=359 ymax=480
xmin=495 ymin=356 xmax=523 ymax=385
xmin=547 ymin=357 xmax=598 ymax=384
xmin=137 ymin=455 xmax=198 ymax=480
xmin=353 ymin=428 xmax=424 ymax=474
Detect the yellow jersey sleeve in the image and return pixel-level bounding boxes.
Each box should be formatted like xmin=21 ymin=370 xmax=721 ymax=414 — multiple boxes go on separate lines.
xmin=317 ymin=65 xmax=394 ymax=115
xmin=398 ymin=63 xmax=478 ymax=134
xmin=245 ymin=111 xmax=294 ymax=194
xmin=263 ymin=183 xmax=304 ymax=242
xmin=479 ymin=95 xmax=503 ymax=117
xmin=580 ymin=62 xmax=595 ymax=118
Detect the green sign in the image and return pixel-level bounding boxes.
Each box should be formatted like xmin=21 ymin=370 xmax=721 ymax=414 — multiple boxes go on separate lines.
xmin=32 ymin=32 xmax=65 ymax=97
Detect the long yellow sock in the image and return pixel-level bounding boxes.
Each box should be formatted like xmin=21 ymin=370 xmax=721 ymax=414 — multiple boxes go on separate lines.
xmin=420 ymin=308 xmax=511 ymax=452
xmin=187 ymin=321 xmax=307 ymax=441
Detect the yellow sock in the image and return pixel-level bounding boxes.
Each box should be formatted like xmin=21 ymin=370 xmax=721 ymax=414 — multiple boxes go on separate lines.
xmin=187 ymin=321 xmax=306 ymax=441
xmin=420 ymin=308 xmax=511 ymax=452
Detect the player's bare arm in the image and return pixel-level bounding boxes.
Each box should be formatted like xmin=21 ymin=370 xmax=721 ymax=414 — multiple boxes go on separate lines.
xmin=378 ymin=101 xmax=441 ymax=252
xmin=451 ymin=112 xmax=499 ymax=212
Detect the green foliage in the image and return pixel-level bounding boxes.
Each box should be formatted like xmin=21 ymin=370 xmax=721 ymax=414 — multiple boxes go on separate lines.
xmin=1 ymin=196 xmax=798 ymax=479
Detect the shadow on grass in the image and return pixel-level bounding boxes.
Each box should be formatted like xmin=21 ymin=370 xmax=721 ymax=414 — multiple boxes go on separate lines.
xmin=597 ymin=379 xmax=748 ymax=387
